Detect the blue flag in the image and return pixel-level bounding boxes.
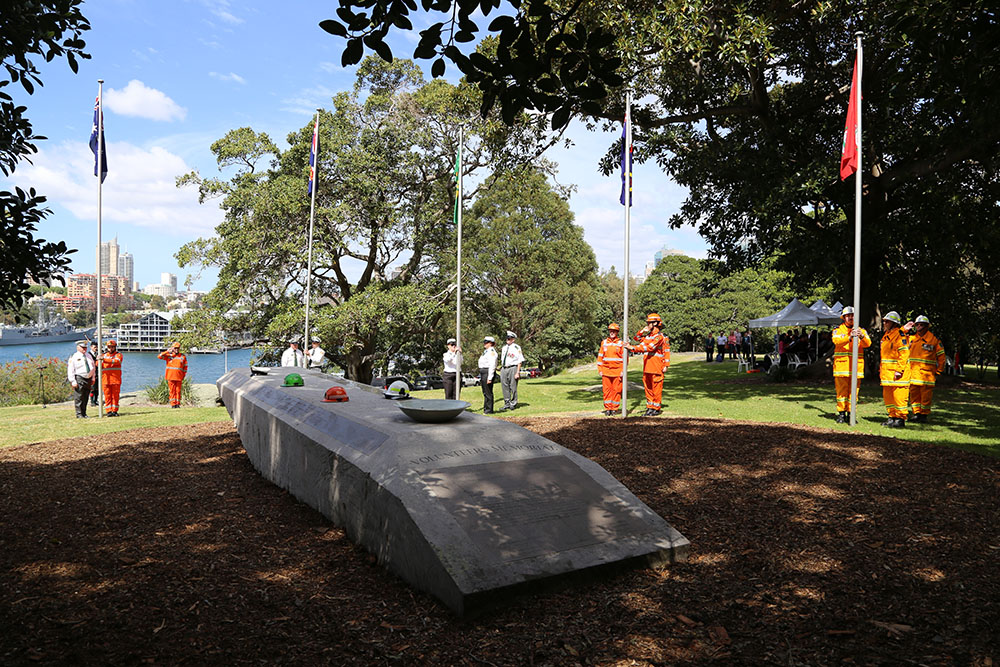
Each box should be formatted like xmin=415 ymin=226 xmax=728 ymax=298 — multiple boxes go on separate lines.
xmin=89 ymin=95 xmax=107 ymax=183
xmin=307 ymin=117 xmax=319 ymax=195
xmin=619 ymin=117 xmax=632 ymax=206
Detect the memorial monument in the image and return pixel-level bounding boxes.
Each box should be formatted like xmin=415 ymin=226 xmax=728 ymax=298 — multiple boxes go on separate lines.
xmin=218 ymin=367 xmax=689 ymax=615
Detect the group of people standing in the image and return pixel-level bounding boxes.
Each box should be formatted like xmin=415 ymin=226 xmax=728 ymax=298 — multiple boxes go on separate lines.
xmin=597 ymin=313 xmax=671 ymax=417
xmin=832 ymin=308 xmax=945 ymax=427
xmin=705 ymin=330 xmax=752 ymax=362
xmin=444 ymin=331 xmax=524 ymax=414
xmin=280 ymin=339 xmax=326 ymax=369
xmin=67 ymin=339 xmax=189 ymax=417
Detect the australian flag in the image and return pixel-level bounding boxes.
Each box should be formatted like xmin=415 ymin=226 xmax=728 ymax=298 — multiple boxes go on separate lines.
xmin=89 ymin=95 xmax=107 ymax=183
xmin=619 ymin=117 xmax=632 ymax=206
xmin=307 ymin=117 xmax=319 ymax=195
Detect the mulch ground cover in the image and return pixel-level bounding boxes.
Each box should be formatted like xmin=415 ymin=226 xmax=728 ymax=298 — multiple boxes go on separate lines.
xmin=1 ymin=417 xmax=997 ymax=665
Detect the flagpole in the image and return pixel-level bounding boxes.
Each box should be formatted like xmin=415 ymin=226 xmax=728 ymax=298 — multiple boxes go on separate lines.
xmin=621 ymin=91 xmax=632 ymax=418
xmin=455 ymin=128 xmax=463 ymax=400
xmin=95 ymin=79 xmax=104 ymax=419
xmin=304 ymin=111 xmax=319 ymax=364
xmin=849 ymin=33 xmax=863 ymax=426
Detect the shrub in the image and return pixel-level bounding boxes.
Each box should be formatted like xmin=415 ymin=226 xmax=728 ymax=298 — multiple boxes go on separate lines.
xmin=142 ymin=376 xmax=195 ymax=405
xmin=0 ymin=355 xmax=74 ymax=407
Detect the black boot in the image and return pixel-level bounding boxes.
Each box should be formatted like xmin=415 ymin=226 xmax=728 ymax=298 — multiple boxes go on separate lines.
xmin=835 ymin=412 xmax=847 ymax=424
xmin=893 ymin=418 xmax=906 ymax=428
xmin=881 ymin=417 xmax=895 ymax=427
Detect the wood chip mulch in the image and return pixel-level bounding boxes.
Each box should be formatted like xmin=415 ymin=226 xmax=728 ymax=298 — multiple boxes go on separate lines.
xmin=1 ymin=417 xmax=998 ymax=666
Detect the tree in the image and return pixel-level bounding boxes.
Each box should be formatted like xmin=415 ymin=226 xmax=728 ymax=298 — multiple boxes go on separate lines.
xmin=177 ymin=58 xmax=552 ymax=381
xmin=318 ymin=0 xmax=1000 ymax=336
xmin=149 ymin=295 xmax=166 ymax=310
xmin=462 ymin=167 xmax=600 ymax=368
xmin=1 ymin=1 xmax=90 ymax=315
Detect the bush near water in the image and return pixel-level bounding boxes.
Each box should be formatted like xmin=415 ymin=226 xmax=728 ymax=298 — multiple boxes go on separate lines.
xmin=142 ymin=376 xmax=195 ymax=405
xmin=0 ymin=356 xmax=73 ymax=407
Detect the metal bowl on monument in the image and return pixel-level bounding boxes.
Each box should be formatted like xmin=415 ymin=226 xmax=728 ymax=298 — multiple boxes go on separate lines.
xmin=396 ymin=399 xmax=470 ymax=423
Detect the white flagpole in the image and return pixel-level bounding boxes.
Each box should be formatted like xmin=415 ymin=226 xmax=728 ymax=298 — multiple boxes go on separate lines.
xmin=456 ymin=128 xmax=463 ymax=400
xmin=95 ymin=79 xmax=104 ymax=419
xmin=849 ymin=33 xmax=863 ymax=426
xmin=304 ymin=111 xmax=319 ymax=364
xmin=621 ymin=91 xmax=632 ymax=418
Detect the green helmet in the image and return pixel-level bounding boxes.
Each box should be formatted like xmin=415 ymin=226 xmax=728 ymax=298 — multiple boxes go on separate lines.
xmin=282 ymin=373 xmax=304 ymax=387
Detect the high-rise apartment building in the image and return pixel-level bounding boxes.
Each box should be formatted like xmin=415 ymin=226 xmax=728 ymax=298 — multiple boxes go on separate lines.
xmin=160 ymin=272 xmax=178 ymax=296
xmin=100 ymin=236 xmax=121 ymax=276
xmin=118 ymin=252 xmax=134 ymax=286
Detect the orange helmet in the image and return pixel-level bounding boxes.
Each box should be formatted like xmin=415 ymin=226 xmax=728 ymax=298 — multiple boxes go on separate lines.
xmin=608 ymin=323 xmax=620 ymax=331
xmin=646 ymin=313 xmax=662 ymax=324
xmin=171 ymin=341 xmax=181 ymax=348
xmin=107 ymin=339 xmax=117 ymax=346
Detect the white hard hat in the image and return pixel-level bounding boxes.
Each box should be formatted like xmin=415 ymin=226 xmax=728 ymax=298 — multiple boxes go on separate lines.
xmin=883 ymin=311 xmax=901 ymax=325
xmin=841 ymin=306 xmax=855 ymax=316
xmin=383 ymin=380 xmax=410 ymax=400
xmin=915 ymin=315 xmax=930 ymax=324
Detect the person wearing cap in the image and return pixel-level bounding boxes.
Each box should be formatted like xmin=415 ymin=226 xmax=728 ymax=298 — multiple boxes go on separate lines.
xmin=67 ymin=340 xmax=96 ymax=418
xmin=306 ymin=338 xmax=326 ymax=369
xmin=89 ymin=342 xmax=101 ymax=406
xmin=157 ymin=342 xmax=188 ymax=408
xmin=281 ymin=340 xmax=305 ymax=367
xmin=879 ymin=311 xmax=912 ymax=428
xmin=627 ymin=313 xmax=670 ymax=416
xmin=907 ymin=315 xmax=946 ymax=423
xmin=499 ymin=331 xmax=525 ymax=411
xmin=597 ymin=323 xmax=625 ymax=416
xmin=442 ymin=338 xmax=462 ymax=400
xmin=831 ymin=306 xmax=872 ymax=423
xmin=478 ymin=337 xmax=499 ymax=414
xmin=100 ymin=339 xmax=124 ymax=417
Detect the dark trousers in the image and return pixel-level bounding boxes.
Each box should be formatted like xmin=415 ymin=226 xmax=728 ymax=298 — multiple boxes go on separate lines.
xmin=705 ymin=346 xmax=713 ymax=362
xmin=74 ymin=376 xmax=92 ymax=417
xmin=443 ymin=371 xmax=458 ymax=400
xmin=479 ymin=368 xmax=494 ymax=413
xmin=89 ymin=380 xmax=99 ymax=405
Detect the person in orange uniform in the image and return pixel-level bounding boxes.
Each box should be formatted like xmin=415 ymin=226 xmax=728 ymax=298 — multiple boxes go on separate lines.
xmin=627 ymin=313 xmax=670 ymax=416
xmin=596 ymin=323 xmax=625 ymax=416
xmin=157 ymin=341 xmax=188 ymax=408
xmin=878 ymin=311 xmax=912 ymax=428
xmin=907 ymin=315 xmax=945 ymax=423
xmin=100 ymin=339 xmax=124 ymax=417
xmin=832 ymin=306 xmax=872 ymax=424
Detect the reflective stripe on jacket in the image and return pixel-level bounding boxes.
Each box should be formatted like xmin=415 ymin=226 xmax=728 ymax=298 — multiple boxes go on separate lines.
xmin=832 ymin=323 xmax=872 ymax=377
xmin=907 ymin=331 xmax=945 ymax=385
xmin=597 ymin=337 xmax=625 ymax=377
xmin=100 ymin=351 xmax=124 ymax=385
xmin=632 ymin=330 xmax=668 ymax=376
xmin=158 ymin=351 xmax=188 ymax=381
xmin=879 ymin=329 xmax=909 ymax=386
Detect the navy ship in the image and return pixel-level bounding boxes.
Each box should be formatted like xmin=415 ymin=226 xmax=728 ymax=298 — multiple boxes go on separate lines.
xmin=0 ymin=298 xmax=96 ymax=346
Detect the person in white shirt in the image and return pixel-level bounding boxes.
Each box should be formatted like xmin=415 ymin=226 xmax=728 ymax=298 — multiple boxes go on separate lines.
xmin=499 ymin=330 xmax=525 ymax=411
xmin=281 ymin=341 xmax=305 ymax=367
xmin=477 ymin=336 xmax=498 ymax=414
xmin=67 ymin=340 xmax=96 ymax=418
xmin=442 ymin=338 xmax=462 ymax=400
xmin=307 ymin=338 xmax=326 ymax=369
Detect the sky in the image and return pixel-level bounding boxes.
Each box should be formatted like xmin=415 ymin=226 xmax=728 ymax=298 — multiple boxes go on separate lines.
xmin=5 ymin=0 xmax=707 ymax=292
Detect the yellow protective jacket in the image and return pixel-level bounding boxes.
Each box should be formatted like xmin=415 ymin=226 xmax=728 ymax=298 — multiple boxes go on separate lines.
xmin=879 ymin=329 xmax=909 ymax=386
xmin=908 ymin=330 xmax=945 ymax=386
xmin=832 ymin=323 xmax=872 ymax=378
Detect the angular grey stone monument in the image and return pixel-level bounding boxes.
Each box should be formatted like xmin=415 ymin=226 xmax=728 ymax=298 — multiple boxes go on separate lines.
xmin=218 ymin=367 xmax=688 ymax=615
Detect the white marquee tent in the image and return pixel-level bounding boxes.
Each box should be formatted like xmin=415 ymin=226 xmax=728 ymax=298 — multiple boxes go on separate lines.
xmin=748 ymin=298 xmax=842 ymax=329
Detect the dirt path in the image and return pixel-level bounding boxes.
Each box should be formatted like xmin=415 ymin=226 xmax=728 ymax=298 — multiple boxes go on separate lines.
xmin=1 ymin=417 xmax=997 ymax=665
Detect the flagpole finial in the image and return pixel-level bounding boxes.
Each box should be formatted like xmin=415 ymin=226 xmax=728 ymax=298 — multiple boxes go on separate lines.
xmin=98 ymin=78 xmax=104 ymax=84
xmin=855 ymin=30 xmax=864 ymax=38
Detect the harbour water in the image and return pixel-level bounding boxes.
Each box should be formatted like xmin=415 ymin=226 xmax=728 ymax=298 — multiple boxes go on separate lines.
xmin=0 ymin=342 xmax=255 ymax=394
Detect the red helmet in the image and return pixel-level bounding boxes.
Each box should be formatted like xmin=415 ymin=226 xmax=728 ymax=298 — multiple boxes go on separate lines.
xmin=322 ymin=386 xmax=349 ymax=403
xmin=107 ymin=339 xmax=117 ymax=346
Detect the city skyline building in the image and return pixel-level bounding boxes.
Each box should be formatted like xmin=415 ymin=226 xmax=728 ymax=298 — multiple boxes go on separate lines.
xmin=118 ymin=252 xmax=134 ymax=287
xmin=99 ymin=236 xmax=121 ymax=277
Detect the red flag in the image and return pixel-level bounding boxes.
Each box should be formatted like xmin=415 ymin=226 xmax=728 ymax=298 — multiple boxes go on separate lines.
xmin=840 ymin=56 xmax=859 ymax=181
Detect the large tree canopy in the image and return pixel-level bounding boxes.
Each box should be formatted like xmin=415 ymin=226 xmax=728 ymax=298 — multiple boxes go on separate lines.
xmin=1 ymin=0 xmax=90 ymax=314
xmin=176 ymin=58 xmax=552 ymax=381
xmin=319 ymin=0 xmax=1000 ymax=346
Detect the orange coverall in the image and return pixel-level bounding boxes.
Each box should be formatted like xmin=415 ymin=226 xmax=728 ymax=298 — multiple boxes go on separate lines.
xmin=907 ymin=330 xmax=945 ymax=416
xmin=879 ymin=329 xmax=909 ymax=420
xmin=832 ymin=323 xmax=872 ymax=412
xmin=100 ymin=351 xmax=123 ymax=415
xmin=596 ymin=336 xmax=625 ymax=411
xmin=158 ymin=351 xmax=188 ymax=407
xmin=631 ymin=330 xmax=670 ymax=411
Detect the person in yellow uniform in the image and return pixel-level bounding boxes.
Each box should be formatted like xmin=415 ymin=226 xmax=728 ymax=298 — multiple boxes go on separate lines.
xmin=907 ymin=315 xmax=946 ymax=423
xmin=596 ymin=323 xmax=624 ymax=416
xmin=878 ymin=311 xmax=912 ymax=428
xmin=831 ymin=306 xmax=872 ymax=424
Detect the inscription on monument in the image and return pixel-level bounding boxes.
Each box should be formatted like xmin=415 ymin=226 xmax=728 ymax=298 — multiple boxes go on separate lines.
xmin=422 ymin=456 xmax=653 ymax=562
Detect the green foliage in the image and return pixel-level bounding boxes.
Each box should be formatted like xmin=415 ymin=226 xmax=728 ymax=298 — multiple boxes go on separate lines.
xmin=66 ymin=308 xmax=95 ymax=327
xmin=0 ymin=355 xmax=73 ymax=407
xmin=1 ymin=1 xmax=90 ymax=314
xmin=142 ymin=376 xmax=195 ymax=405
xmin=102 ymin=311 xmax=137 ymax=328
xmin=462 ymin=167 xmax=601 ymax=368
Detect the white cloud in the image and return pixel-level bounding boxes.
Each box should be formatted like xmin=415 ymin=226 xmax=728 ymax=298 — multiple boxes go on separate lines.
xmin=104 ymin=80 xmax=187 ymax=122
xmin=281 ymin=85 xmax=339 ymax=116
xmin=212 ymin=9 xmax=243 ymax=24
xmin=209 ymin=71 xmax=246 ymax=84
xmin=10 ymin=140 xmax=223 ymax=237
xmin=318 ymin=62 xmax=342 ymax=74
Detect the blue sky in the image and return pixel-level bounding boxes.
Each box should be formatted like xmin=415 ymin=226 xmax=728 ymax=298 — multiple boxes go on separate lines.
xmin=5 ymin=0 xmax=706 ymax=292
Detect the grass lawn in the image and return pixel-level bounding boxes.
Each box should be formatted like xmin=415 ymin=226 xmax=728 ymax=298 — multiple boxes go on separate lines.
xmin=0 ymin=403 xmax=231 ymax=449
